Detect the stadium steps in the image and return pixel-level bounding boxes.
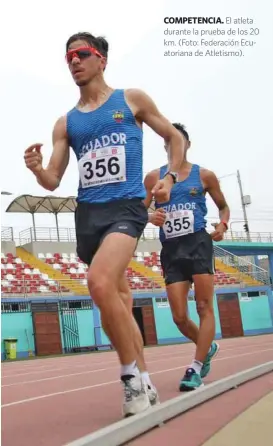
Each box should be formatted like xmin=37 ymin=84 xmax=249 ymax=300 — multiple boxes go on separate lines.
xmin=16 ymin=247 xmax=89 ymax=296
xmin=214 ymin=258 xmax=262 ymax=286
xmin=129 ymin=259 xmax=165 ymax=287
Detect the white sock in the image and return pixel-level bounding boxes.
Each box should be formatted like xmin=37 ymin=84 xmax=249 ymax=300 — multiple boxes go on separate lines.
xmin=190 ymin=360 xmax=203 ymax=375
xmin=141 ymin=371 xmax=152 ymax=387
xmin=121 ymin=361 xmax=137 ymax=377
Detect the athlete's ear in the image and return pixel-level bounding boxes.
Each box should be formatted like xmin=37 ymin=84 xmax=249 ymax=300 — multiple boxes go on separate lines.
xmin=100 ymin=57 xmax=107 ymax=72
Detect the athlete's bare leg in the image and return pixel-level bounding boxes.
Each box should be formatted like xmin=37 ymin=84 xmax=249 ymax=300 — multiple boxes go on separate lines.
xmin=88 ymin=233 xmax=142 ymax=365
xmin=167 ymin=281 xmax=200 ymax=343
xmin=88 ymin=232 xmax=150 ymax=415
xmin=101 ymin=274 xmax=159 ymax=404
xmin=177 ymin=274 xmax=219 ymax=391
xmin=193 ymin=274 xmax=215 ymax=363
xmin=100 ymin=276 xmax=146 ymax=371
xmin=118 ymin=275 xmax=147 ymax=372
xmin=166 ymin=277 xmax=219 ymax=391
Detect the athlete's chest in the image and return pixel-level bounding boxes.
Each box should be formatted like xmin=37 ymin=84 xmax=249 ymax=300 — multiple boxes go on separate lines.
xmin=74 ymin=110 xmax=139 ymax=189
xmin=71 ymin=108 xmax=134 ymax=143
xmin=170 ymin=182 xmax=205 ymax=202
xmin=161 ymin=184 xmax=205 ymax=239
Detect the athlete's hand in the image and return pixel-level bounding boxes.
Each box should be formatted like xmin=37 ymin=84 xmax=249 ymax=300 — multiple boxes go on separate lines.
xmin=149 ymin=208 xmax=166 ymax=226
xmin=152 ymin=176 xmax=173 ymax=203
xmin=211 ymin=222 xmax=226 ymax=242
xmin=24 ymin=144 xmax=43 ymax=174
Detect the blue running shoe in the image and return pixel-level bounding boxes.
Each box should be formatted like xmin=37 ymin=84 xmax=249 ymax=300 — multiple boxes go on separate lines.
xmin=200 ymin=342 xmax=220 ymax=378
xmin=179 ymin=368 xmax=204 ymax=391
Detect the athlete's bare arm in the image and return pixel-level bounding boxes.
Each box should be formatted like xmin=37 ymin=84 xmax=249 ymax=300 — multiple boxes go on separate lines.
xmin=125 ymin=89 xmax=185 ymax=172
xmin=143 ymin=169 xmax=166 ymax=226
xmin=24 ymin=116 xmax=69 ymax=191
xmin=143 ymin=169 xmax=159 ymax=210
xmin=202 ymin=169 xmax=230 ymax=237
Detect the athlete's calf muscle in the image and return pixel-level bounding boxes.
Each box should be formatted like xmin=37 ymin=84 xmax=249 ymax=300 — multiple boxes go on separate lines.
xmin=118 ymin=275 xmax=133 ymax=312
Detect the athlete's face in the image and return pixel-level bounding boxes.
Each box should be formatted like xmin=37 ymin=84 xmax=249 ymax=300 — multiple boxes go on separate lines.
xmin=164 ymin=139 xmax=191 ymax=154
xmin=66 ymin=40 xmax=106 ymax=86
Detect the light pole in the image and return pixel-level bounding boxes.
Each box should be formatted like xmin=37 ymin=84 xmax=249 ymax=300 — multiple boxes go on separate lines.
xmin=218 ymin=170 xmax=251 ymax=241
xmin=236 ymin=170 xmax=251 ymax=241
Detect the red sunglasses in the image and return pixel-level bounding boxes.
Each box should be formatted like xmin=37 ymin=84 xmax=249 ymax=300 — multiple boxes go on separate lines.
xmin=66 ymin=46 xmax=104 ymax=63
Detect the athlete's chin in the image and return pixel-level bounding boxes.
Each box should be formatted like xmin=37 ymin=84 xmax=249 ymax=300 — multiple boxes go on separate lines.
xmin=74 ymin=79 xmax=90 ymax=87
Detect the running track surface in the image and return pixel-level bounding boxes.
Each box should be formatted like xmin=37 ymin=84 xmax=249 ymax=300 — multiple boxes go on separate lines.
xmin=2 ymin=334 xmax=273 ymax=446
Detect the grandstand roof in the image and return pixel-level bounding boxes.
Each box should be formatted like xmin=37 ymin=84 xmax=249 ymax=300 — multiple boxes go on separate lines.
xmin=6 ymin=194 xmax=156 ymax=213
xmin=5 ymin=195 xmax=76 ymax=214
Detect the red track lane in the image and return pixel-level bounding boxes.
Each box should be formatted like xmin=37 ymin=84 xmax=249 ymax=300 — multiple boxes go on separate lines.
xmin=1 ymin=335 xmax=273 ymax=446
xmin=129 ymin=373 xmax=273 ymax=446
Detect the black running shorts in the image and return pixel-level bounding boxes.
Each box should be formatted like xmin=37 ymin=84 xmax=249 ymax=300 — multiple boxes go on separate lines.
xmin=75 ymin=198 xmax=148 ymax=266
xmin=160 ymin=229 xmax=214 ymax=285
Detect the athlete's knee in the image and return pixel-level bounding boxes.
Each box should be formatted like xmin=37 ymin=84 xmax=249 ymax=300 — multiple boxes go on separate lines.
xmin=173 ymin=311 xmax=189 ymax=327
xmin=196 ymin=299 xmax=213 ymax=318
xmin=87 ymin=271 xmax=112 ymax=307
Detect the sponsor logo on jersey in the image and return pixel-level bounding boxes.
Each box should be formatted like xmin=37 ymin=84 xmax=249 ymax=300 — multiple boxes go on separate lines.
xmin=113 ymin=111 xmax=124 ymax=123
xmin=189 ymin=187 xmax=198 ymax=196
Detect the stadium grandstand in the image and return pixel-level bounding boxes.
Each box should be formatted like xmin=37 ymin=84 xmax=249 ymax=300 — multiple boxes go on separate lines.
xmin=1 ymin=194 xmax=272 ymax=297
xmin=1 ymin=193 xmax=273 ymax=359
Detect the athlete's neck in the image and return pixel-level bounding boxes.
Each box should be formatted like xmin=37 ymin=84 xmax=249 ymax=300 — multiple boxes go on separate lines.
xmin=79 ymin=78 xmax=114 ymax=108
xmin=177 ymin=159 xmax=191 ymax=171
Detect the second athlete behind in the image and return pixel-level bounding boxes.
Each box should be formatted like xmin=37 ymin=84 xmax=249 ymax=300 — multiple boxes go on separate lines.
xmin=146 ymin=123 xmax=230 ymax=391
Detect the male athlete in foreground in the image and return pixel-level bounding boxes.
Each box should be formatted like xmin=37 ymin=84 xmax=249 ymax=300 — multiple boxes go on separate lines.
xmin=145 ymin=123 xmax=230 ymax=391
xmin=24 ymin=33 xmax=185 ymax=416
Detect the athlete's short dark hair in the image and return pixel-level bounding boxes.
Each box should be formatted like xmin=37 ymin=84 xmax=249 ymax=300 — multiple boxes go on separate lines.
xmin=172 ymin=123 xmax=189 ymax=141
xmin=66 ymin=32 xmax=109 ymax=59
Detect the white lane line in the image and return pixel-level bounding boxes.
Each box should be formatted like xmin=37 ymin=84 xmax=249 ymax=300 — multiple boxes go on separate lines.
xmin=2 ymin=348 xmax=273 ymax=408
xmin=3 ymin=337 xmax=272 ymax=373
xmin=64 ymin=362 xmax=273 ymax=446
xmin=3 ymin=341 xmax=272 ymax=385
xmin=1 ymin=353 xmax=184 ymax=379
xmin=2 ymin=367 xmax=112 ymax=387
xmin=1 ymin=345 xmax=187 ymax=372
xmin=2 ymin=348 xmax=198 ymax=377
xmin=3 ymin=341 xmax=272 ymax=380
xmin=2 ymin=351 xmax=208 ymax=387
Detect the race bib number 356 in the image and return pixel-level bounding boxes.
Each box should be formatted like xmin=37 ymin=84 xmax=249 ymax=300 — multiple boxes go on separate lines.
xmin=163 ymin=210 xmax=194 ymax=239
xmin=78 ymin=146 xmax=126 ymax=188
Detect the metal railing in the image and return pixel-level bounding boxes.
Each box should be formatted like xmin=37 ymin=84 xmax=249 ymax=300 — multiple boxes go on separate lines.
xmin=213 ymin=245 xmax=270 ymax=285
xmin=1 ymin=227 xmax=14 ymax=241
xmin=224 ymin=231 xmax=273 ymax=243
xmin=1 ymin=272 xmax=270 ymax=299
xmin=1 ymin=226 xmax=272 ymax=244
xmin=18 ymin=227 xmax=76 ymax=244
xmin=15 ymin=227 xmax=158 ymax=244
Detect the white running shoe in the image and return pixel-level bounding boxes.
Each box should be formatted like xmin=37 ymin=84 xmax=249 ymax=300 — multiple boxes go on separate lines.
xmin=121 ymin=373 xmax=150 ymax=417
xmin=146 ymin=384 xmax=160 ymax=406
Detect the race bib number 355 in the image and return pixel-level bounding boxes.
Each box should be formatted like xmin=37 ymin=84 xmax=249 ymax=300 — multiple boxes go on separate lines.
xmin=163 ymin=210 xmax=194 ymax=239
xmin=78 ymin=146 xmax=126 ymax=188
